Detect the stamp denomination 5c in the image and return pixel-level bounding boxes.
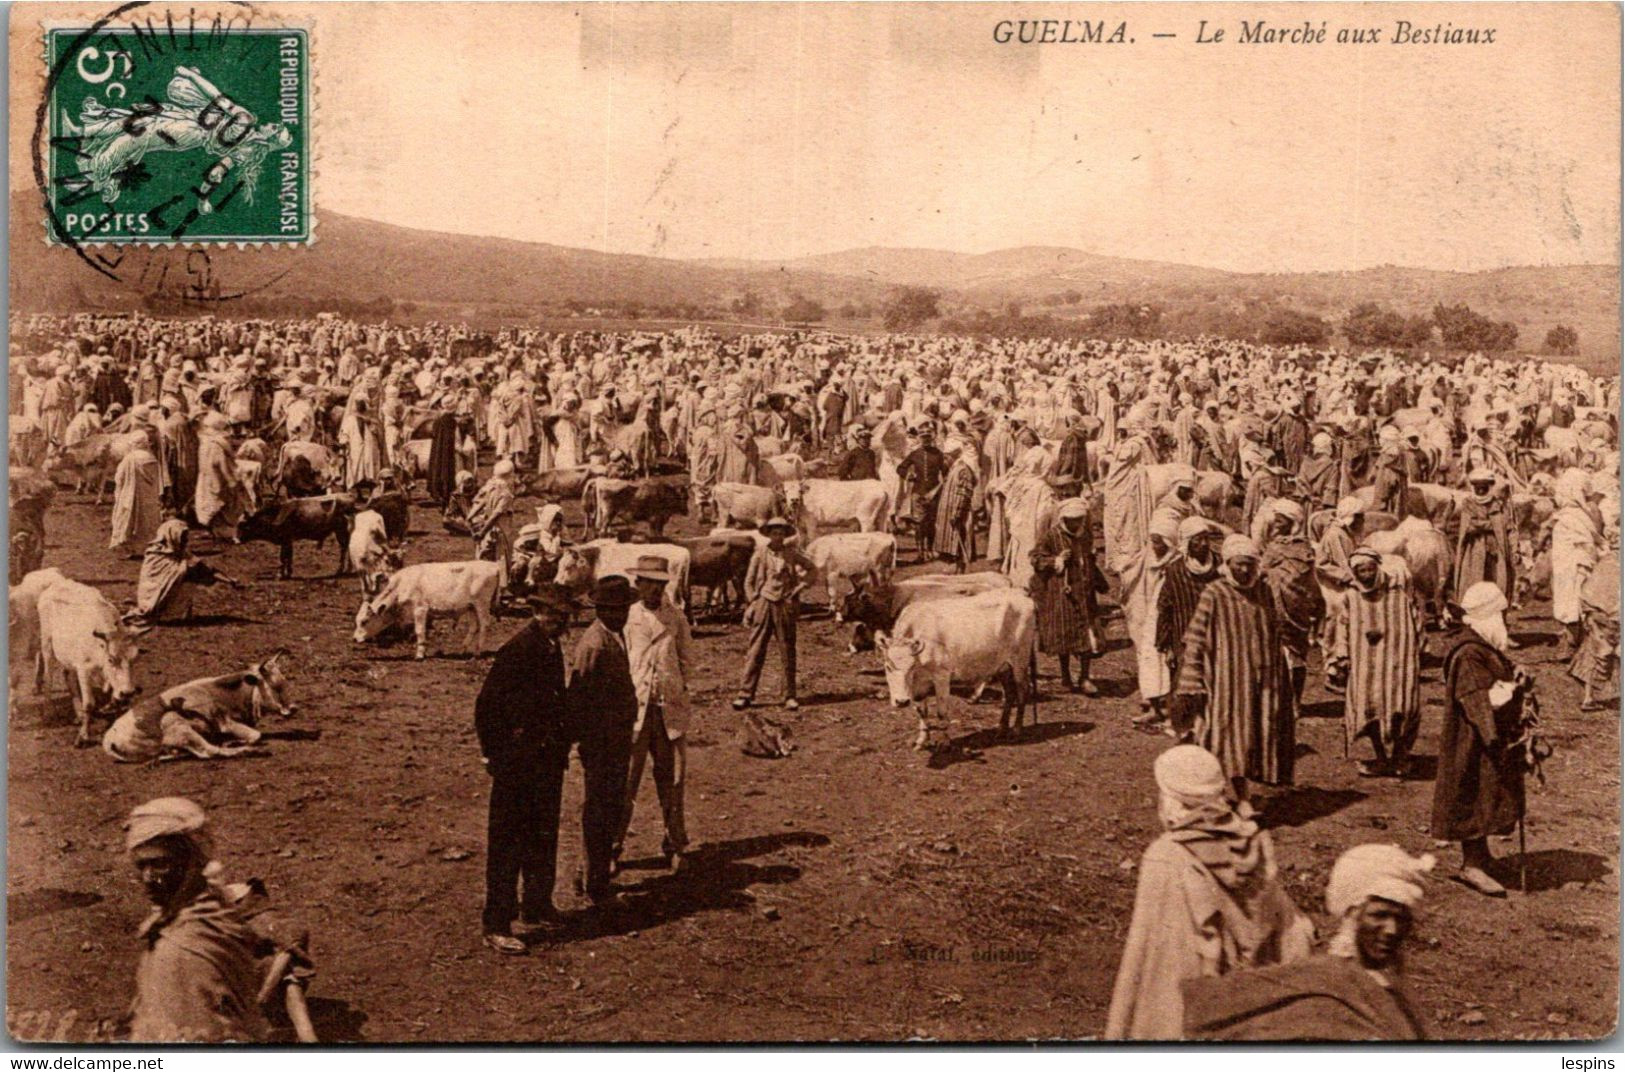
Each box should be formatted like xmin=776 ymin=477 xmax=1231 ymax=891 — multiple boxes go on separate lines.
xmin=44 ymin=20 xmax=310 ymax=245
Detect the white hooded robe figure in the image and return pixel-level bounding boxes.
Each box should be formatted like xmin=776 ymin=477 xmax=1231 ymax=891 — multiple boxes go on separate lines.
xmin=339 ymin=393 xmax=382 ymax=489
xmin=109 ymin=436 xmax=166 ymax=556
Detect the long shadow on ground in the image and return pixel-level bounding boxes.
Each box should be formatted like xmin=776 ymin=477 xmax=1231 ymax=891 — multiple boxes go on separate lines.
xmin=8 ymin=887 xmax=103 ymax=924
xmin=558 ymin=831 xmax=831 ymax=942
xmin=928 ymin=720 xmax=1094 ymax=770
xmin=1484 ymin=848 xmax=1613 ymax=894
xmin=1260 ymin=786 xmax=1367 ymax=829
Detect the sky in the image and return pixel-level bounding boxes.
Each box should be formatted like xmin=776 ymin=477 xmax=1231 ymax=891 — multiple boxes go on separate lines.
xmin=14 ymin=2 xmax=1622 ymax=272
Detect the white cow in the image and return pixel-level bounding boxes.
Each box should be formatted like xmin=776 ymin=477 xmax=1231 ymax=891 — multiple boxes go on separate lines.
xmin=276 ymin=440 xmax=338 ymax=485
xmin=712 ymin=482 xmax=785 ymax=529
xmin=102 ymin=652 xmax=294 ymax=762
xmin=1363 ymin=517 xmax=1452 ymax=624
xmin=761 ymin=453 xmax=807 ymax=486
xmin=806 ymin=532 xmax=898 ymax=616
xmin=353 ymin=560 xmax=501 ymax=659
xmin=35 ymin=577 xmax=143 ymax=745
xmin=555 ymin=539 xmax=693 ymax=609
xmin=788 ymin=478 xmax=892 ymax=535
xmin=10 ymin=567 xmax=67 ymax=694
xmin=1543 ymin=426 xmax=1582 ymax=468
xmin=876 ymin=588 xmax=1038 ymax=752
xmin=347 ymin=509 xmax=394 ymax=595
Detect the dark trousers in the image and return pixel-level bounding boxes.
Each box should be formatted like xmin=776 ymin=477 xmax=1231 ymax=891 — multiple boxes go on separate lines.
xmin=482 ymin=753 xmax=566 ymax=933
xmin=576 ymin=716 xmax=635 ymax=902
xmin=738 ymin=599 xmax=797 ymax=703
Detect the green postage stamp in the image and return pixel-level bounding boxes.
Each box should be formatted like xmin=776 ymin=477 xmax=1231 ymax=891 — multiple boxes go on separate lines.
xmin=44 ymin=23 xmax=310 ymax=245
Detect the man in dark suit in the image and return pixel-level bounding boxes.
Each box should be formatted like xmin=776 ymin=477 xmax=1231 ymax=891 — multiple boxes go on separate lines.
xmin=474 ymin=584 xmax=576 ymax=955
xmin=566 ymin=575 xmax=641 ymax=907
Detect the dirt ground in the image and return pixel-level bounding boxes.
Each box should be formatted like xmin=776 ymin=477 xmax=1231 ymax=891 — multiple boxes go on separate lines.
xmin=7 ymin=483 xmax=1620 ymax=1043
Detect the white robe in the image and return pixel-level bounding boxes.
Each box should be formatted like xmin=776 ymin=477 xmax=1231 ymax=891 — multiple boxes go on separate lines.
xmin=1551 ymin=506 xmax=1601 ymax=624
xmin=1119 ymin=548 xmax=1174 ymax=700
xmin=109 ymin=448 xmax=164 ymax=554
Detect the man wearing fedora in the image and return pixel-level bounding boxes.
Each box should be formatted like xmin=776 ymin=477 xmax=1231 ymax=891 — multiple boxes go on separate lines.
xmin=734 ymin=517 xmax=813 ymax=712
xmin=566 ymin=575 xmax=641 ymax=907
xmin=474 ymin=583 xmax=576 ymax=955
xmin=616 ymin=556 xmax=693 ymax=872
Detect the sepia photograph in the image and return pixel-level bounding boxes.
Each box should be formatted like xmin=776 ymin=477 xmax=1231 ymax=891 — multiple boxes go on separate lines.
xmin=5 ymin=0 xmax=1622 ymax=1046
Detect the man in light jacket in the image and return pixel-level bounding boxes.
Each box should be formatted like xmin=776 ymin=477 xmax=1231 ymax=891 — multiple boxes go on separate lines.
xmin=615 ymin=555 xmax=694 ymax=872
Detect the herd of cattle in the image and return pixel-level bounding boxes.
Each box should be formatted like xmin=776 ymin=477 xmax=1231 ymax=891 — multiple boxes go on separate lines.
xmin=6 ymin=396 xmax=1585 ymax=766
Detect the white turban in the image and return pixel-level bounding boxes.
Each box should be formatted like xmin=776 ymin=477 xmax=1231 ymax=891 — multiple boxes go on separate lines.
xmin=1177 ymin=516 xmax=1214 ymax=551
xmin=1325 ymin=844 xmax=1435 ymax=918
xmin=1148 ymin=509 xmax=1182 ymax=545
xmin=1153 ymin=745 xmax=1227 ymax=806
xmin=1221 ymin=534 xmax=1259 ymax=561
xmin=1335 ymin=495 xmax=1365 ymax=522
xmin=1457 ymin=580 xmax=1508 ymax=622
xmin=126 ymin=797 xmax=213 ymax=858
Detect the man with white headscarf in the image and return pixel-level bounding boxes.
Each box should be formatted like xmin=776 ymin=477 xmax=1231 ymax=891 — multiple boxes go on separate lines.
xmin=1183 ymin=843 xmax=1432 ymax=1039
xmin=1432 ymin=581 xmax=1531 ymax=898
xmin=1333 ymin=548 xmax=1423 ymax=778
xmin=1154 ymin=516 xmax=1220 ymax=734
xmin=1298 ymin=431 xmax=1340 ymax=513
xmin=1453 ymin=468 xmax=1516 ymax=598
xmin=1548 ymin=467 xmax=1604 ymax=654
xmin=1258 ymin=500 xmax=1322 ymax=713
xmin=337 ymin=392 xmax=382 ymax=490
xmin=1028 ymin=497 xmax=1101 ymax=694
xmin=1105 ymin=745 xmax=1311 ymax=1039
xmin=1570 ymin=543 xmax=1620 ymax=712
xmin=194 ymin=412 xmax=246 ymax=540
xmin=125 ymin=797 xmax=311 ymax=1042
xmin=1314 ymin=495 xmax=1367 ymax=661
xmin=1120 ymin=510 xmax=1182 ymax=731
xmin=1175 ymin=534 xmax=1294 ymax=795
xmin=468 ymin=460 xmax=517 ymax=585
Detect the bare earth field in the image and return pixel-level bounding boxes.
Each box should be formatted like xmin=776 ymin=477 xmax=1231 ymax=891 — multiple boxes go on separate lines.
xmin=7 ymin=486 xmax=1620 ymax=1043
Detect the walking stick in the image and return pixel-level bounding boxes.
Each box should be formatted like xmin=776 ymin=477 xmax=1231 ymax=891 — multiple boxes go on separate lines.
xmin=1519 ymin=810 xmax=1528 ymax=895
xmin=284 ymin=982 xmax=318 ymax=1043
xmin=258 ymin=948 xmax=319 ymax=1042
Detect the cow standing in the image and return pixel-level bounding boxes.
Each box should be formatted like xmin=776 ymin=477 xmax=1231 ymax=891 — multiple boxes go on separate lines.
xmin=354 ymin=560 xmax=502 ymax=659
xmin=787 ymin=478 xmax=893 ymax=535
xmin=35 ymin=577 xmax=144 ymax=746
xmin=876 ymin=588 xmax=1038 ymax=752
xmin=239 ymin=495 xmax=356 ymax=579
xmin=806 ymin=532 xmax=898 ymax=616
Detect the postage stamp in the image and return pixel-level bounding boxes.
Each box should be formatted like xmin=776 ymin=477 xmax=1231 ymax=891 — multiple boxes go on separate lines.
xmin=43 ymin=20 xmax=310 ymax=245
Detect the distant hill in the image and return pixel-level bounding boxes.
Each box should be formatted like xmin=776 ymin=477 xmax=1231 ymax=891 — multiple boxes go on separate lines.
xmin=10 ymin=191 xmax=1618 ymax=368
xmin=6 ymin=193 xmax=888 ymax=314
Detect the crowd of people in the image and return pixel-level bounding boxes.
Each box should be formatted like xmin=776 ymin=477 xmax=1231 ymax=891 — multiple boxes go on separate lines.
xmin=10 ymin=310 xmax=1620 ymax=1040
